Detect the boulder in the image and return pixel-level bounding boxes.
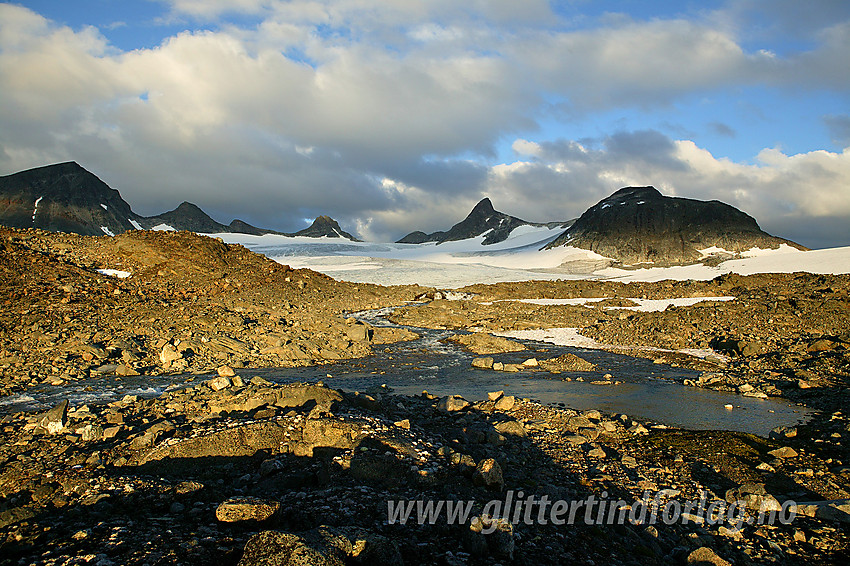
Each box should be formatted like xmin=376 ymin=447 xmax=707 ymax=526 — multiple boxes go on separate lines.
xmin=207 ymin=376 xmax=232 ymax=391
xmin=473 ymin=458 xmax=504 ymax=491
xmin=437 ymin=395 xmax=470 ymax=413
xmin=494 ymin=395 xmax=515 ymax=411
xmin=238 ymin=527 xmax=402 ymax=566
xmin=494 ymin=420 xmax=525 ymax=437
xmin=159 ymin=344 xmax=182 ymax=365
xmin=216 ymin=497 xmax=281 ymax=523
xmin=346 ymin=324 xmax=372 ymax=342
xmin=217 ymin=365 xmax=236 ymax=378
xmin=466 ymin=515 xmax=514 ymax=559
xmin=37 ymin=400 xmax=68 ymax=434
xmin=447 ymin=333 xmax=526 ymax=355
xmin=687 ymin=546 xmax=732 ymax=566
xmin=768 ymin=446 xmax=798 ymax=459
xmin=472 ymin=357 xmax=495 ymax=369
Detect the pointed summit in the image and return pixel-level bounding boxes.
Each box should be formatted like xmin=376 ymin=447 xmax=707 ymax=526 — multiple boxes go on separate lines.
xmin=397 ymin=197 xmax=546 ymax=245
xmin=148 ymin=201 xmax=229 ymax=233
xmin=470 ymin=197 xmax=495 ymax=215
xmin=292 ymin=216 xmax=359 ymax=241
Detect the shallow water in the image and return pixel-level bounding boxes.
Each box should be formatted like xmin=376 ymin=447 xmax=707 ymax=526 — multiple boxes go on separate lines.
xmin=1 ymin=307 xmax=814 ymax=437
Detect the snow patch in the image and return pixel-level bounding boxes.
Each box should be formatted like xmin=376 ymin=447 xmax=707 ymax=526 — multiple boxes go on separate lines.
xmin=32 ymin=196 xmax=43 ymax=222
xmin=128 ymin=219 xmax=143 ymax=230
xmin=100 ymin=203 xmax=108 ymax=211
xmin=97 ymin=269 xmax=131 ymax=278
xmin=508 ymin=296 xmax=734 ymax=311
xmin=100 ymin=226 xmax=115 ymax=237
xmin=152 ymin=223 xmax=176 ymax=231
xmin=495 ymin=327 xmax=605 ymax=349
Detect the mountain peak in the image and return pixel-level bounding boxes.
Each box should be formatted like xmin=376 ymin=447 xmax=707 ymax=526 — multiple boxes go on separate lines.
xmin=469 ymin=197 xmax=495 ymax=215
xmin=398 ymin=197 xmax=536 ymax=245
xmin=293 ymin=215 xmax=359 ymax=241
xmin=546 ymin=185 xmax=804 ymax=263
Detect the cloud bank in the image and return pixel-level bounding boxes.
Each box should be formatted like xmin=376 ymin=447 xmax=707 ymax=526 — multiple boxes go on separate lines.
xmin=0 ymin=1 xmax=848 ymax=248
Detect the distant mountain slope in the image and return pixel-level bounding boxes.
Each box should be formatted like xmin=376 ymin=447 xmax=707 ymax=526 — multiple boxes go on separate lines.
xmin=0 ymin=162 xmax=142 ymax=236
xmin=544 ymin=186 xmax=805 ymax=264
xmin=0 ymin=162 xmax=356 ymax=240
xmin=399 ymin=197 xmax=571 ymax=245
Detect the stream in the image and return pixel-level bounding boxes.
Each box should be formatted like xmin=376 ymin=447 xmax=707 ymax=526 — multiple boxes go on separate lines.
xmin=0 ymin=306 xmax=814 ymax=437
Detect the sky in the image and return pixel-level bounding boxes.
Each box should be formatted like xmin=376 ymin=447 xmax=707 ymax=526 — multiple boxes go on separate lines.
xmin=1 ymin=0 xmax=848 ymax=248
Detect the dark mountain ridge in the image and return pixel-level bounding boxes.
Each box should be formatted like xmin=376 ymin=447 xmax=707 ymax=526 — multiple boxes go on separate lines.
xmin=544 ymin=186 xmax=806 ymax=264
xmin=0 ymin=162 xmax=357 ymax=240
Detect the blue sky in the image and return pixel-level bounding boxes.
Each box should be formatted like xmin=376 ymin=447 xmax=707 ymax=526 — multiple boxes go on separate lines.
xmin=1 ymin=0 xmax=849 ymax=247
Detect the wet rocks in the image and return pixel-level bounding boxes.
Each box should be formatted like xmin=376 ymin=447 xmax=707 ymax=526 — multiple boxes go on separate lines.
xmin=471 ymin=356 xmax=494 ymax=369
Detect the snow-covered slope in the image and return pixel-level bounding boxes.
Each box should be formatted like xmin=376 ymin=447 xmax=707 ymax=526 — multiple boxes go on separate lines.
xmin=215 ymin=228 xmax=850 ymax=288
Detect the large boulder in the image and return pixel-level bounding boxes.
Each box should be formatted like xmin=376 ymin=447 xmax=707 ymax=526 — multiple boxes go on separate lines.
xmin=238 ymin=527 xmax=402 ymax=566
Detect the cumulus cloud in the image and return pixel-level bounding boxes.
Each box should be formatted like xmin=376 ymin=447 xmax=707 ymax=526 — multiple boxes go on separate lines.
xmin=484 ymin=131 xmax=850 ymax=248
xmin=1 ymin=2 xmax=849 ymax=247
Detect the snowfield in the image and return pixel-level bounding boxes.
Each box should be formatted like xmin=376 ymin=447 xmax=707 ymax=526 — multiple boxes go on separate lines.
xmin=212 ymin=227 xmax=850 ymax=288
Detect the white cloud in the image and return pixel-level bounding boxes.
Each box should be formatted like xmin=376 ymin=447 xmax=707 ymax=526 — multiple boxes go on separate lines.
xmin=484 ymin=133 xmax=850 ymax=249
xmin=1 ymin=3 xmax=849 ymax=248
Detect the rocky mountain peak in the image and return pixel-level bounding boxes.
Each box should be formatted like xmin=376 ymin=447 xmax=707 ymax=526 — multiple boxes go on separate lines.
xmin=469 ymin=197 xmax=495 ymax=216
xmin=293 ymin=216 xmax=359 ymax=241
xmin=545 ymin=186 xmax=804 ymax=264
xmin=398 ymin=196 xmax=551 ymax=245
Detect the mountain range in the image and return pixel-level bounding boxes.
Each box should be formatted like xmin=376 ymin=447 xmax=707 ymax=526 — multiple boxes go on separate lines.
xmin=0 ymin=162 xmax=358 ymax=241
xmin=397 ymin=197 xmax=571 ymax=245
xmin=0 ymin=162 xmax=804 ymax=264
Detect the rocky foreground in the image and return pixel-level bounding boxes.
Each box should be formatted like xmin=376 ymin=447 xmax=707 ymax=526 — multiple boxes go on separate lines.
xmin=0 ymin=227 xmax=420 ymax=396
xmin=1 ymin=228 xmax=850 ymax=564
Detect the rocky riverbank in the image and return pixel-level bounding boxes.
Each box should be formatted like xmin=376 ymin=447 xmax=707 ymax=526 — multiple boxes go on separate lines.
xmin=1 ymin=379 xmax=848 ymax=565
xmin=1 ymin=227 xmax=849 ymax=564
xmin=0 ymin=227 xmax=421 ymax=396
xmin=390 ymin=274 xmax=850 ymax=410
